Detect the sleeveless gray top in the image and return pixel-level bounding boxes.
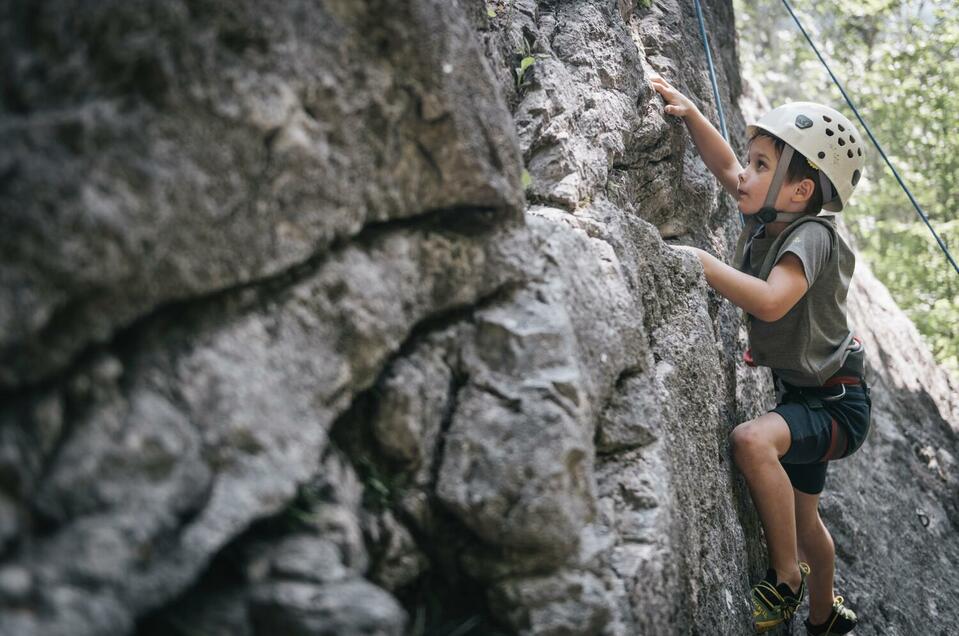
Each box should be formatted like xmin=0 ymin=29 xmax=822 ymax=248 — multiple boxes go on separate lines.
xmin=734 ymin=215 xmax=858 ymax=386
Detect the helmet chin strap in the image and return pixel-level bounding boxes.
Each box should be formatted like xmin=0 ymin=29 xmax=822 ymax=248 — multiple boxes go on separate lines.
xmin=756 ymin=145 xmax=808 ymax=225
xmin=818 ymin=169 xmax=833 ymax=209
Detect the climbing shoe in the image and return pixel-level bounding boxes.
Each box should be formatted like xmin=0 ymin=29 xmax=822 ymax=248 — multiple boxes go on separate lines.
xmin=804 ymin=596 xmax=858 ymax=635
xmin=751 ymin=562 xmax=811 ymax=633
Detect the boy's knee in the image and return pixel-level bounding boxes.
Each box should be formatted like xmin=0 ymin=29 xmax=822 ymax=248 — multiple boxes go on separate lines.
xmin=730 ymin=422 xmax=766 ymax=463
xmin=729 ymin=420 xmax=777 ymax=467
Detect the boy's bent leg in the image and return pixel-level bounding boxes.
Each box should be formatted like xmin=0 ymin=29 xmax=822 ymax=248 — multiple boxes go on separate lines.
xmin=794 ymin=489 xmax=836 ymax=625
xmin=730 ymin=412 xmax=802 ymax=592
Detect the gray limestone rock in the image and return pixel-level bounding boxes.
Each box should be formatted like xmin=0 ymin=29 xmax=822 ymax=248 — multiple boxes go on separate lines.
xmin=489 ymin=570 xmax=614 ymax=636
xmin=0 ymin=0 xmax=523 ymax=389
xmin=0 ymin=218 xmax=528 ymax=635
xmin=248 ymin=579 xmax=406 ymax=636
xmin=371 ymin=344 xmax=455 ymax=469
xmin=364 ymin=510 xmax=429 ymax=592
xmin=595 ymin=368 xmax=664 ymax=454
xmin=267 ymin=535 xmax=351 ymax=585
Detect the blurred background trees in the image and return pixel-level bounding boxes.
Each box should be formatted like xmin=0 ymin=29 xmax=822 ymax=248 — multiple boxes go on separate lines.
xmin=734 ymin=0 xmax=959 ymax=377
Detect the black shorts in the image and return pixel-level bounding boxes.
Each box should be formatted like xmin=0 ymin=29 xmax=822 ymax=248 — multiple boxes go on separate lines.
xmin=772 ymin=381 xmax=872 ymax=495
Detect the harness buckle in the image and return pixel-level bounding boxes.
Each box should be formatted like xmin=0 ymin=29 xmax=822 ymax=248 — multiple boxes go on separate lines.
xmin=821 ymin=384 xmax=846 ymax=402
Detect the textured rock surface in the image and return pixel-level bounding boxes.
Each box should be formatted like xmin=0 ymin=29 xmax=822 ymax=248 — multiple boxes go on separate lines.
xmin=0 ymin=0 xmax=523 ymax=388
xmin=1 ymin=1 xmax=956 ymax=635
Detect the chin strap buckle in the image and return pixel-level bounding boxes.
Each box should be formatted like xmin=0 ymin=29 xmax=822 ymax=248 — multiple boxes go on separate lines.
xmin=757 ymin=207 xmax=778 ymax=224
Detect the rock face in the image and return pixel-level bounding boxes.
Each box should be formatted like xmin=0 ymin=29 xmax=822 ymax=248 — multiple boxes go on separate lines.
xmin=0 ymin=1 xmax=955 ymax=635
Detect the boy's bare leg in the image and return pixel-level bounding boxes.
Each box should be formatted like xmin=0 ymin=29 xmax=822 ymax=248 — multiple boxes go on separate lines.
xmin=795 ymin=489 xmax=836 ymax=624
xmin=731 ymin=412 xmax=802 ymax=592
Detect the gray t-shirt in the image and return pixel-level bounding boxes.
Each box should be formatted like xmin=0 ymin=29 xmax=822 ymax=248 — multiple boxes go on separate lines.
xmin=737 ymin=217 xmax=857 ymax=386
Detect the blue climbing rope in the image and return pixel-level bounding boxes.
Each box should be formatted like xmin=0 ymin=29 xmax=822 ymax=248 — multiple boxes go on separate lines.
xmin=693 ymin=0 xmax=728 ymax=140
xmin=693 ymin=0 xmax=742 ymax=226
xmin=781 ymin=0 xmax=959 ymax=277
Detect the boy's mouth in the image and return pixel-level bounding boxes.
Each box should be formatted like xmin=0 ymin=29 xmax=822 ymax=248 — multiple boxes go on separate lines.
xmin=737 ymin=189 xmax=747 ymax=198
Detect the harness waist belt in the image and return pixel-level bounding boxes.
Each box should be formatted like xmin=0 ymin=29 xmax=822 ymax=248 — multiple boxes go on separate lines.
xmin=822 ymin=375 xmax=862 ymax=388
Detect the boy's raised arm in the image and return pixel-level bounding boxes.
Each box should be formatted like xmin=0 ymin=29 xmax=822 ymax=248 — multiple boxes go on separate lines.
xmin=649 ymin=75 xmax=741 ymax=197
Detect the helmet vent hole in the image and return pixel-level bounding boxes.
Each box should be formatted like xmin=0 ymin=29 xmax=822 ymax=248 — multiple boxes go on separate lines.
xmin=838 ymin=138 xmax=846 ymax=146
xmin=850 ymin=135 xmax=856 ymax=144
xmin=823 ymin=115 xmax=833 ymax=122
xmin=826 ymin=128 xmax=834 ymax=136
xmin=852 ymin=169 xmax=861 ymax=186
xmin=857 ymin=148 xmax=862 ymax=157
xmin=838 ymin=124 xmax=846 ymax=132
xmin=847 ymin=149 xmax=854 ymax=158
xmin=818 ymin=151 xmax=826 ymax=159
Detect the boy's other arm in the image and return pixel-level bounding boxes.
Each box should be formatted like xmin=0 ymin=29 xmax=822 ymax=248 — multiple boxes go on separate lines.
xmin=682 ymin=108 xmax=742 ymax=197
xmin=677 ymin=247 xmax=808 ymax=322
xmin=649 ymin=76 xmax=741 ymax=197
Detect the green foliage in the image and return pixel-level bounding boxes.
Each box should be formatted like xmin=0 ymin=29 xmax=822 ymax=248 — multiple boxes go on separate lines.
xmin=515 ymin=55 xmax=536 ymax=87
xmin=358 ymin=456 xmax=403 ymax=510
xmin=858 ymin=219 xmax=959 ymax=374
xmin=284 ymin=481 xmax=325 ymax=528
xmin=521 ymin=168 xmax=532 ymax=189
xmin=514 ymin=31 xmax=538 ymax=90
xmin=735 ymin=0 xmax=959 ymax=377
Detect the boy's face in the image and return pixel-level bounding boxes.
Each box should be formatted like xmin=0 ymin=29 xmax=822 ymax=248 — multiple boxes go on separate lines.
xmin=737 ymin=136 xmax=807 ymax=215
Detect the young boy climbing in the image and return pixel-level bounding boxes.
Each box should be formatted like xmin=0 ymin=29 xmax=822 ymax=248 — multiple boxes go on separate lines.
xmin=650 ymin=75 xmax=871 ymax=635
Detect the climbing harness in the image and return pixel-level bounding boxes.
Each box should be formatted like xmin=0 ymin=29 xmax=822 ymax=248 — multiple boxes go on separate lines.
xmin=780 ymin=0 xmax=959 ymax=277
xmin=754 ymin=355 xmax=864 ymax=408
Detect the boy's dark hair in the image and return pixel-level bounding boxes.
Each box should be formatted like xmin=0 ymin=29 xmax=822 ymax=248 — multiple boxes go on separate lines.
xmin=750 ymin=131 xmax=825 ymax=214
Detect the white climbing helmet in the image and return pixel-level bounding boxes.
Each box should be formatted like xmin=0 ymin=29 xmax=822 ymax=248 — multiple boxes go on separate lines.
xmin=746 ymin=102 xmax=865 ymax=212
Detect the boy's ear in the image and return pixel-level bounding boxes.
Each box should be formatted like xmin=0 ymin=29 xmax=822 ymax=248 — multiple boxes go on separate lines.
xmin=793 ymin=178 xmax=816 ymax=202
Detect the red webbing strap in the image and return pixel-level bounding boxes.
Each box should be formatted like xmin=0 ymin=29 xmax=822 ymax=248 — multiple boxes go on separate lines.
xmin=823 ymin=376 xmax=861 ymax=387
xmin=821 ymin=418 xmax=849 ymax=462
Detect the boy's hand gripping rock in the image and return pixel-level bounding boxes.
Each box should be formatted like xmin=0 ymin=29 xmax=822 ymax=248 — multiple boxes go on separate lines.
xmin=649 ymin=75 xmax=697 ymax=118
